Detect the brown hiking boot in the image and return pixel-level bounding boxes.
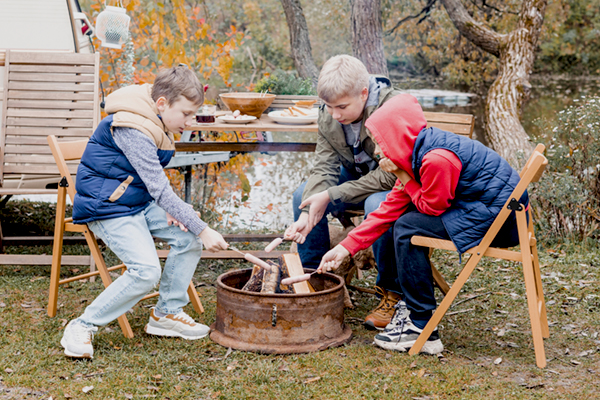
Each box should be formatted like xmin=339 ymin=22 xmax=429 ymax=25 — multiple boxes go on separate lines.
xmin=363 ymin=286 xmax=402 ymax=330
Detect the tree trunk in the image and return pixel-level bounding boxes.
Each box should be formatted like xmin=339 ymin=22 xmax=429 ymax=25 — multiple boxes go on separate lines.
xmin=440 ymin=0 xmax=547 ymax=167
xmin=279 ymin=0 xmax=319 ymax=86
xmin=351 ymin=0 xmax=389 ymax=76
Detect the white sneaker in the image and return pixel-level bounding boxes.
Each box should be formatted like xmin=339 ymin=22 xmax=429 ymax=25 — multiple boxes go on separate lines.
xmin=144 ymin=308 xmax=209 ymax=340
xmin=374 ymin=316 xmax=444 ymax=355
xmin=61 ymin=320 xmax=98 ymax=359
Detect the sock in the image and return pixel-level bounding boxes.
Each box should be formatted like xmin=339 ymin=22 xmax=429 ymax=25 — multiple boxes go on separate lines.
xmin=154 ymin=309 xmax=168 ymax=317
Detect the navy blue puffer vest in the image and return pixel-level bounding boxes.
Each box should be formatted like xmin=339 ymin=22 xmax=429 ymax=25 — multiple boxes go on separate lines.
xmin=412 ymin=127 xmax=528 ymax=254
xmin=73 ymin=115 xmax=175 ymax=224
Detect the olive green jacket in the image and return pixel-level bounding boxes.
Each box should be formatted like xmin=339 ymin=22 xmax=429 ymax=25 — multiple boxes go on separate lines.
xmin=301 ymin=76 xmax=400 ymax=210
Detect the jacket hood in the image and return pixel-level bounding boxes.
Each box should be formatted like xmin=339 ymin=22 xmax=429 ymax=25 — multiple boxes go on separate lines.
xmin=105 ymin=84 xmax=161 ymax=124
xmin=104 ymin=84 xmax=174 ymax=151
xmin=364 ymin=93 xmax=427 ymax=176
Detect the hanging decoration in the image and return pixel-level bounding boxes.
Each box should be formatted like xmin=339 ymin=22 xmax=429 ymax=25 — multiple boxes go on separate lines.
xmin=95 ymin=1 xmax=130 ymax=49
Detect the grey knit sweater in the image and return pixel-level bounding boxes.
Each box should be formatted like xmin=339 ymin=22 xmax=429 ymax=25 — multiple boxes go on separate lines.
xmin=113 ymin=126 xmax=207 ymax=235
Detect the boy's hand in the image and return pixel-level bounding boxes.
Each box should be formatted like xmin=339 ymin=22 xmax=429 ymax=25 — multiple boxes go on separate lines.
xmin=284 ymin=214 xmax=308 ymax=244
xmin=317 ymin=244 xmax=350 ymax=273
xmin=298 ymin=190 xmax=330 ymax=230
xmin=198 ymin=227 xmax=228 ymax=252
xmin=166 ymin=212 xmax=188 ymax=232
xmin=379 ymin=158 xmax=411 ymax=185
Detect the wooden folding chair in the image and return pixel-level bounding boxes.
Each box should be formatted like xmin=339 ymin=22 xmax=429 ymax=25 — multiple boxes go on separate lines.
xmin=0 ymin=50 xmax=100 ymax=266
xmin=46 ymin=135 xmax=204 ymax=339
xmin=408 ymin=144 xmax=549 ymax=368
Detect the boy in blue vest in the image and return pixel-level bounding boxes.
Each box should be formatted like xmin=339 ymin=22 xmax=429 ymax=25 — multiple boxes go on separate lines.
xmin=317 ymin=93 xmax=527 ymax=354
xmin=284 ymin=55 xmax=403 ymax=330
xmin=60 ymin=66 xmax=229 ymax=359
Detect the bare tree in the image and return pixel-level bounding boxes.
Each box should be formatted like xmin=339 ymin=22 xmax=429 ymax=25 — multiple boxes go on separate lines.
xmin=279 ymin=0 xmax=319 ymax=85
xmin=390 ymin=0 xmax=547 ymax=166
xmin=440 ymin=0 xmax=547 ymax=166
xmin=351 ymin=0 xmax=389 ymax=76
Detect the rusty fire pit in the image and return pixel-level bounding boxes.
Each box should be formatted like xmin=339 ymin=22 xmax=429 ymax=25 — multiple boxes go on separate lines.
xmin=209 ymin=268 xmax=352 ymax=354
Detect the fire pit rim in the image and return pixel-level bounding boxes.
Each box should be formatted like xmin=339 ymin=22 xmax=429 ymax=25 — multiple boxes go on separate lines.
xmin=216 ymin=267 xmax=344 ymax=297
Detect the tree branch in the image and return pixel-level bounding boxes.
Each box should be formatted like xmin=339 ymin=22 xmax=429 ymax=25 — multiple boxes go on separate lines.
xmin=468 ymin=0 xmax=518 ymax=15
xmin=440 ymin=0 xmax=503 ymax=57
xmin=386 ymin=0 xmax=437 ymax=35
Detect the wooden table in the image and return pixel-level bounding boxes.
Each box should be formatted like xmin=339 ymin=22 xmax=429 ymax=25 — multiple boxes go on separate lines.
xmin=175 ymin=114 xmax=318 ymax=202
xmin=176 ymin=114 xmax=318 ymax=153
xmin=172 ymin=114 xmax=318 ymax=257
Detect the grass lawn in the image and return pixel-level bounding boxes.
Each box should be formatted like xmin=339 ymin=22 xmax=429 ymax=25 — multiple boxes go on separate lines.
xmin=1 ymin=202 xmax=599 ymax=399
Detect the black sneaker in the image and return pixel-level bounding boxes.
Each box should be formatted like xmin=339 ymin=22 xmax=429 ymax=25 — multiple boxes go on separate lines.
xmin=374 ymin=316 xmax=443 ymax=355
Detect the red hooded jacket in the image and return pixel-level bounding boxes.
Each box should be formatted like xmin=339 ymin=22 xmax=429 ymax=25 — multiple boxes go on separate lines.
xmin=340 ymin=94 xmax=462 ymax=256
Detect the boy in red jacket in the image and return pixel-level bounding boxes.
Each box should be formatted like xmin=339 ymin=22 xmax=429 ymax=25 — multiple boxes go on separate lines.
xmin=318 ymin=94 xmax=526 ymax=354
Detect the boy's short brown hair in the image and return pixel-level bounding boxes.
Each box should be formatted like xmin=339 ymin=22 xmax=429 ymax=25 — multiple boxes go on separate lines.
xmin=151 ymin=65 xmax=204 ymax=106
xmin=317 ymin=55 xmax=369 ymax=103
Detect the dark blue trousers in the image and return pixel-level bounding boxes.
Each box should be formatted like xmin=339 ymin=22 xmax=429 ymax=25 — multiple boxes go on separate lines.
xmin=394 ymin=209 xmax=521 ymax=325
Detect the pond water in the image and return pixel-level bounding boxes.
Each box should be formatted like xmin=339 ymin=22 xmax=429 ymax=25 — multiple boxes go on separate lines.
xmin=213 ymin=75 xmax=600 ymax=233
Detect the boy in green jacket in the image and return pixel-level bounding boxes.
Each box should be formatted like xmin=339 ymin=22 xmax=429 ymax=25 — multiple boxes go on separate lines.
xmin=284 ymin=55 xmax=401 ymax=329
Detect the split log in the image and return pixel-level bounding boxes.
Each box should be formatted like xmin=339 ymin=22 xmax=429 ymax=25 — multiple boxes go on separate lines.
xmin=241 ymin=254 xmax=314 ymax=294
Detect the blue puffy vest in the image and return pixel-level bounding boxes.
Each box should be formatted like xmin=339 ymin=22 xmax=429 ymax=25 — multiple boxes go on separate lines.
xmin=73 ymin=114 xmax=175 ymax=224
xmin=412 ymin=128 xmax=528 ymax=254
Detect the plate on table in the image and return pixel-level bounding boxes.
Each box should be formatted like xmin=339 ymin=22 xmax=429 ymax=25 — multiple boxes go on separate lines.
xmin=268 ymin=109 xmax=318 ymax=125
xmin=217 ymin=115 xmax=257 ymax=124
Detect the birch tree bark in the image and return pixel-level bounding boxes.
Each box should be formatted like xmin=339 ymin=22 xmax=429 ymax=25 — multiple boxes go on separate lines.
xmin=351 ymin=0 xmax=389 ymax=76
xmin=279 ymin=0 xmax=319 ymax=85
xmin=440 ymin=0 xmax=547 ymax=166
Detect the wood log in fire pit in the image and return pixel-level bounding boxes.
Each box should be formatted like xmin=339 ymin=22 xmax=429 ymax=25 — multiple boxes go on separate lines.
xmin=241 ymin=253 xmax=314 ymax=294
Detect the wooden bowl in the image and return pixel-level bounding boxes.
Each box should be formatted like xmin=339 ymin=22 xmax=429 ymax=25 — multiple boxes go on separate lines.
xmin=219 ymin=93 xmax=277 ymax=118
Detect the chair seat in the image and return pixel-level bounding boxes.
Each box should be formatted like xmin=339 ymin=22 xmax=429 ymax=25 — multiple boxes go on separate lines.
xmin=411 ymin=236 xmax=534 ymax=263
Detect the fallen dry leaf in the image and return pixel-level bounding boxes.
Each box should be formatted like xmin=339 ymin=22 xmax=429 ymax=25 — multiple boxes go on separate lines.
xmin=409 ymin=360 xmax=418 ymax=368
xmin=82 ymin=386 xmax=93 ymax=393
xmin=303 ymin=376 xmax=321 ymax=384
xmin=417 ymin=369 xmax=426 ymax=378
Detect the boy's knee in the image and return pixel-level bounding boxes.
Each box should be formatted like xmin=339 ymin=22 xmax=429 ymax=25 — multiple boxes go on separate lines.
xmin=178 ymin=232 xmax=203 ymax=254
xmin=364 ymin=191 xmax=389 ymax=216
xmin=128 ymin=264 xmax=162 ymax=290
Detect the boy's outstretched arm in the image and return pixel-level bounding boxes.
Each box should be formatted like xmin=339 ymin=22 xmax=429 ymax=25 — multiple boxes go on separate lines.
xmin=112 ymin=127 xmax=212 ymax=236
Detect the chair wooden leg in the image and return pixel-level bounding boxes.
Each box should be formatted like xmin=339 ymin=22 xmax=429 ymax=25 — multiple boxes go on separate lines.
xmin=48 ymin=187 xmax=67 ymax=318
xmin=531 ymin=243 xmax=549 ymax=338
xmin=187 ymin=282 xmax=204 ymax=314
xmin=409 ymin=251 xmax=485 ymax=355
xmin=84 ymin=228 xmax=134 ymax=339
xmin=517 ymin=211 xmax=546 ymax=368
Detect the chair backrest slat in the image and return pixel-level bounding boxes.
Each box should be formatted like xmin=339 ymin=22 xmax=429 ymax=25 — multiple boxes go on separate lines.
xmin=0 ymin=50 xmax=99 ymax=190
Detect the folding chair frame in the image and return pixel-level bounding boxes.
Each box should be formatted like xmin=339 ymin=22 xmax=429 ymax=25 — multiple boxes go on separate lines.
xmin=409 ymin=144 xmax=549 ymax=368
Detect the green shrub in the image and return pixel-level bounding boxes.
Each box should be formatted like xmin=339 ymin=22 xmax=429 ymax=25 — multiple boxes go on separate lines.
xmin=532 ymin=96 xmax=600 ymax=243
xmin=254 ymin=70 xmax=316 ymax=95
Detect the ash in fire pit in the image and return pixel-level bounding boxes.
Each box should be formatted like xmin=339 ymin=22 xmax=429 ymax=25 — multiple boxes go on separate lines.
xmin=210 ymin=255 xmax=352 ymax=354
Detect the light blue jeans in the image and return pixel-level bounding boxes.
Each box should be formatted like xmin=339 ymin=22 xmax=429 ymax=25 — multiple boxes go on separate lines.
xmin=76 ymin=201 xmax=203 ymax=327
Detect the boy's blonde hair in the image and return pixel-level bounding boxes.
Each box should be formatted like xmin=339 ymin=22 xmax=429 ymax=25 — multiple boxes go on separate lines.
xmin=152 ymin=65 xmax=204 ymax=106
xmin=317 ymin=55 xmax=369 ymax=103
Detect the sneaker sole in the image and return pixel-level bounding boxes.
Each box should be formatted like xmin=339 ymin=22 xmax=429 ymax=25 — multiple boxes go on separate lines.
xmin=144 ymin=324 xmax=209 ymax=340
xmin=374 ymin=337 xmax=444 ymax=355
xmin=60 ymin=337 xmax=93 ymax=359
xmin=363 ymin=321 xmax=386 ymax=331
